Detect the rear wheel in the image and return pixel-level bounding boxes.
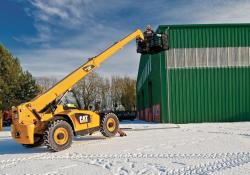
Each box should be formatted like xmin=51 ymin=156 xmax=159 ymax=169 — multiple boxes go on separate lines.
xmin=44 ymin=120 xmax=73 ymax=152
xmin=100 ymin=113 xmax=119 ymax=137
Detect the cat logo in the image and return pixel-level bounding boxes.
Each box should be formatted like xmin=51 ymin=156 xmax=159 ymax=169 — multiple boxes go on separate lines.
xmin=83 ymin=65 xmax=95 ymax=72
xmin=75 ymin=113 xmax=90 ymax=124
xmin=79 ymin=115 xmax=89 ymax=123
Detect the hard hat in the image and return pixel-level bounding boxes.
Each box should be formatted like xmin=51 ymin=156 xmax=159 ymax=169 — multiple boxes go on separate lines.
xmin=146 ymin=25 xmax=152 ymax=30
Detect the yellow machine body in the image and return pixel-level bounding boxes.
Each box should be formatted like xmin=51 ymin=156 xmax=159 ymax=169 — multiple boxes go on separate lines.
xmin=11 ymin=103 xmax=100 ymax=144
xmin=11 ymin=29 xmax=144 ymax=145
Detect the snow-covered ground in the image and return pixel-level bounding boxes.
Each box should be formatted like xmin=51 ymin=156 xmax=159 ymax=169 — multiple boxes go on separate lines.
xmin=0 ymin=120 xmax=250 ymax=175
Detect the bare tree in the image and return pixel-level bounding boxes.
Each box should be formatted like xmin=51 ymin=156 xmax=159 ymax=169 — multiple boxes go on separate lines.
xmin=100 ymin=78 xmax=111 ymax=111
xmin=36 ymin=77 xmax=58 ymax=93
xmin=110 ymin=76 xmax=136 ymax=111
xmin=110 ymin=76 xmax=123 ymax=110
xmin=35 ymin=73 xmax=136 ymax=112
xmin=74 ymin=72 xmax=103 ymax=110
xmin=120 ymin=77 xmax=136 ymax=111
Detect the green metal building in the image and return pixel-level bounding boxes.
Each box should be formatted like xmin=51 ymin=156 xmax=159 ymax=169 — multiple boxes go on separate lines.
xmin=136 ymin=23 xmax=250 ymax=123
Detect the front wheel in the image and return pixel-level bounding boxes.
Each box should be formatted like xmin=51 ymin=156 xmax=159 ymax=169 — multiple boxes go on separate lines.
xmin=100 ymin=113 xmax=119 ymax=137
xmin=44 ymin=120 xmax=73 ymax=152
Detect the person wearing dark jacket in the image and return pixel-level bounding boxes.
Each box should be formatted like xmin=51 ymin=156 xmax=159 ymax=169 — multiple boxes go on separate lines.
xmin=136 ymin=25 xmax=155 ymax=54
xmin=143 ymin=25 xmax=154 ymax=39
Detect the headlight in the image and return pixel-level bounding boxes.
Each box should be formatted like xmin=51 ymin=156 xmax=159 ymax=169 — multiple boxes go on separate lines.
xmin=14 ymin=113 xmax=18 ymax=120
xmin=12 ymin=106 xmax=18 ymax=120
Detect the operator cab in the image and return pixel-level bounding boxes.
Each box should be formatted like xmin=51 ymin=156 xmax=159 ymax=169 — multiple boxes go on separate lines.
xmin=60 ymin=90 xmax=82 ymax=110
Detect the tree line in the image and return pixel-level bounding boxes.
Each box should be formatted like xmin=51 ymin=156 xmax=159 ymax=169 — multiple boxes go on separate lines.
xmin=0 ymin=44 xmax=136 ymax=112
xmin=37 ymin=73 xmax=136 ymax=111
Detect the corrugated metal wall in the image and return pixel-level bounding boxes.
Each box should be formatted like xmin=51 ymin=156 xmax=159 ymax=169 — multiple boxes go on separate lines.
xmin=167 ymin=67 xmax=250 ymax=123
xmin=164 ymin=24 xmax=250 ymax=123
xmin=167 ymin=47 xmax=250 ymax=68
xmin=159 ymin=24 xmax=250 ymax=48
xmin=136 ymin=52 xmax=165 ymax=122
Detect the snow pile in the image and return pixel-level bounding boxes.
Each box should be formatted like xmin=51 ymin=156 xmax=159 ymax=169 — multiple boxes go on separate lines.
xmin=0 ymin=121 xmax=250 ymax=174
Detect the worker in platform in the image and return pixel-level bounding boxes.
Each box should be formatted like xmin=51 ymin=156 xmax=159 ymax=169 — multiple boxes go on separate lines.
xmin=143 ymin=25 xmax=154 ymax=39
xmin=142 ymin=25 xmax=154 ymax=52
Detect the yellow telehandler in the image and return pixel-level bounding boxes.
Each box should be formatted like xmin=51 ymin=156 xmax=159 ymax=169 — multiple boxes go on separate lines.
xmin=11 ymin=29 xmax=144 ymax=151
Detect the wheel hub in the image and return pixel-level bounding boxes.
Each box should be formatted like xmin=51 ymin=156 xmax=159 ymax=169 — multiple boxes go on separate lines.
xmin=57 ymin=133 xmax=64 ymax=140
xmin=54 ymin=128 xmax=68 ymax=145
xmin=106 ymin=118 xmax=116 ymax=132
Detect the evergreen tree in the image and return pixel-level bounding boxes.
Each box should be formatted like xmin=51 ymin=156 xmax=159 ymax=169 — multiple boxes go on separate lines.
xmin=0 ymin=44 xmax=39 ymax=110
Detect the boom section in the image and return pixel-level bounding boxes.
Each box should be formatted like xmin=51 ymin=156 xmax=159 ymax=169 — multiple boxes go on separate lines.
xmin=29 ymin=29 xmax=144 ymax=111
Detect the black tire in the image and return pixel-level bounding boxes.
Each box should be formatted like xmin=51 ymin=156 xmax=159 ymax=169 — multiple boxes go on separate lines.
xmin=22 ymin=134 xmax=44 ymax=148
xmin=44 ymin=120 xmax=73 ymax=152
xmin=100 ymin=113 xmax=119 ymax=137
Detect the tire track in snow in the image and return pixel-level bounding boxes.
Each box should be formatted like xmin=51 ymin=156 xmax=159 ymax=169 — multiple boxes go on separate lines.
xmin=1 ymin=152 xmax=250 ymax=174
xmin=163 ymin=154 xmax=250 ymax=175
xmin=0 ymin=153 xmax=49 ymax=170
xmin=42 ymin=164 xmax=77 ymax=175
xmin=1 ymin=152 xmax=249 ymax=164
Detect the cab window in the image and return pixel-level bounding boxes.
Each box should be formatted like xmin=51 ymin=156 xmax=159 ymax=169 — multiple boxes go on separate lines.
xmin=61 ymin=91 xmax=80 ymax=109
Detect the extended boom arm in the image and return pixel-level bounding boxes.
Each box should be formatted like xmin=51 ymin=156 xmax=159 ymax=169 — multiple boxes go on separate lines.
xmin=30 ymin=29 xmax=144 ymax=112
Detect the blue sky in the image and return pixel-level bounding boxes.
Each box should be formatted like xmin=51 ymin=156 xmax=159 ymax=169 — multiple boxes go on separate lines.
xmin=1 ymin=0 xmax=250 ymax=78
